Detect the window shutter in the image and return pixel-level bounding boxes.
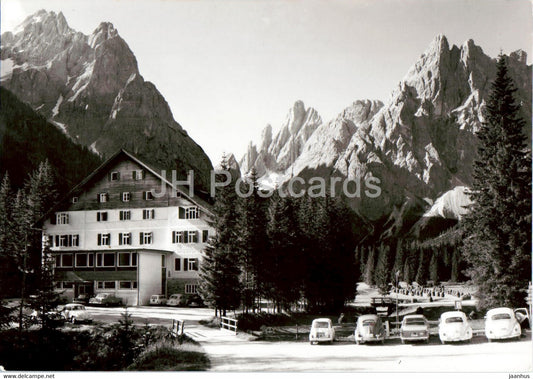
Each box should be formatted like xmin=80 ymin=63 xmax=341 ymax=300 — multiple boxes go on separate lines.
xmin=97 ymin=193 xmax=100 ymax=202
xmin=105 ymin=193 xmax=109 ymax=202
xmin=178 ymin=207 xmax=185 ymax=219
xmin=192 ymin=231 xmax=198 ymax=243
xmin=151 ymin=209 xmax=155 ymax=219
xmin=119 ymin=233 xmax=123 ymax=245
xmin=107 ymin=234 xmax=111 ymax=245
xmin=175 ymin=258 xmax=181 ymax=271
xmin=97 ymin=234 xmax=102 ymax=246
xmin=184 ymin=231 xmax=189 ymax=243
xmin=184 ymin=258 xmax=189 ymax=272
xmin=139 ymin=232 xmax=144 ymax=245
xmin=202 ymin=230 xmax=209 ymax=243
xmin=97 ymin=212 xmax=101 ymax=222
xmin=55 ymin=235 xmax=59 ymax=247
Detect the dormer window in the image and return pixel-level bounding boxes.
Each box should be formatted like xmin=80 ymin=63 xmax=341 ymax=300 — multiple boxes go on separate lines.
xmin=72 ymin=197 xmax=79 ymax=204
xmin=122 ymin=192 xmax=131 ymax=202
xmin=143 ymin=191 xmax=154 ymax=200
xmin=110 ymin=172 xmax=120 ymax=181
xmin=132 ymin=170 xmax=144 ymax=180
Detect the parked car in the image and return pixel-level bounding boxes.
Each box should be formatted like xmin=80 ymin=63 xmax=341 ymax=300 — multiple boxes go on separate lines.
xmin=309 ymin=318 xmax=335 ymax=345
xmin=485 ymin=307 xmax=521 ymax=342
xmin=354 ymin=314 xmax=385 ymax=344
xmin=62 ymin=303 xmax=93 ymax=324
xmin=150 ymin=294 xmax=167 ymax=305
xmin=73 ymin=294 xmax=91 ymax=305
xmin=186 ymin=294 xmax=204 ymax=308
xmin=167 ymin=294 xmax=185 ymax=307
xmin=88 ymin=293 xmax=122 ymax=307
xmin=438 ymin=311 xmax=472 ymax=344
xmin=400 ymin=314 xmax=430 ymax=344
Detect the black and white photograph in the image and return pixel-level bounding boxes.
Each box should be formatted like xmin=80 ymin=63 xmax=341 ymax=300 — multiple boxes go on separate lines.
xmin=0 ymin=0 xmax=531 ymax=375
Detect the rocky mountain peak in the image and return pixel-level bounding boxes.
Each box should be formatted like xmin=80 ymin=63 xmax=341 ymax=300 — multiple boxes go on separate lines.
xmin=89 ymin=22 xmax=119 ymax=48
xmin=1 ymin=10 xmax=214 ymax=193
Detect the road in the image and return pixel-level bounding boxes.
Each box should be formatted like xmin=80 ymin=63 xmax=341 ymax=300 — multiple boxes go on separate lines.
xmin=84 ymin=306 xmax=533 ymax=372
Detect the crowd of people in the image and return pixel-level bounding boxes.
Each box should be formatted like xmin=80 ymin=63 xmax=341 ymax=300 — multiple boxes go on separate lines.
xmin=390 ymin=284 xmax=472 ymax=300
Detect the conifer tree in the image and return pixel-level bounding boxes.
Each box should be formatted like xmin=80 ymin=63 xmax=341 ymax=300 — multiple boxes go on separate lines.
xmin=374 ymin=244 xmax=391 ymax=295
xmin=364 ymin=246 xmax=376 ymax=286
xmin=429 ymin=249 xmax=439 ymax=284
xmin=199 ymin=156 xmax=241 ymax=316
xmin=462 ymin=55 xmax=531 ymax=309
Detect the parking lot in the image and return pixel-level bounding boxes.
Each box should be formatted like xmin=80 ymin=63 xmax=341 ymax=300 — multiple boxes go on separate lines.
xmin=78 ymin=305 xmax=533 ymax=372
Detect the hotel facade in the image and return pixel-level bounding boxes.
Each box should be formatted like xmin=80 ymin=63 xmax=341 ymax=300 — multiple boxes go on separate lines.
xmin=40 ymin=150 xmax=214 ymax=306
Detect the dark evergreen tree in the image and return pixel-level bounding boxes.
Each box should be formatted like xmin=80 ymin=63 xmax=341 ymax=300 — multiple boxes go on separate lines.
xmin=462 ymin=55 xmax=531 ymax=309
xmin=429 ymin=249 xmax=440 ymax=284
xmin=374 ymin=244 xmax=391 ymax=295
xmin=237 ymin=168 xmax=269 ymax=312
xmin=415 ymin=248 xmax=430 ymax=285
xmin=199 ymin=156 xmax=241 ymax=316
xmin=364 ymin=246 xmax=376 ymax=286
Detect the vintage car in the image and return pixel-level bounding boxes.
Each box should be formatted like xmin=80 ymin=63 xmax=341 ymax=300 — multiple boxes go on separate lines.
xmin=309 ymin=318 xmax=335 ymax=344
xmin=485 ymin=307 xmax=521 ymax=342
xmin=400 ymin=314 xmax=430 ymax=344
xmin=354 ymin=314 xmax=385 ymax=344
xmin=150 ymin=294 xmax=167 ymax=305
xmin=88 ymin=293 xmax=122 ymax=307
xmin=438 ymin=311 xmax=472 ymax=343
xmin=167 ymin=294 xmax=185 ymax=307
xmin=62 ymin=303 xmax=93 ymax=323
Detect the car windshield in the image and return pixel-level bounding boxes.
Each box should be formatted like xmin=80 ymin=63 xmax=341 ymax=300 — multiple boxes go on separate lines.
xmin=491 ymin=313 xmax=511 ymax=320
xmin=445 ymin=317 xmax=464 ymax=323
xmin=405 ymin=319 xmax=426 ymax=325
xmin=170 ymin=295 xmax=178 ymax=299
xmin=362 ymin=320 xmax=376 ymax=326
xmin=313 ymin=321 xmax=330 ymax=328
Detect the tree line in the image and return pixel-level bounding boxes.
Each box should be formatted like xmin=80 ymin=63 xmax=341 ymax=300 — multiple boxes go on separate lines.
xmin=199 ymin=166 xmax=362 ymax=315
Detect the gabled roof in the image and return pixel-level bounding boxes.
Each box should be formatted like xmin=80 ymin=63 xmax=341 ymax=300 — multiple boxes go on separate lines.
xmin=38 ymin=149 xmax=213 ymax=224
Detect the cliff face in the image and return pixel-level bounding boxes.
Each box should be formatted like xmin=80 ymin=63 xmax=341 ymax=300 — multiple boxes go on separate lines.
xmin=240 ymin=35 xmax=531 ymax=222
xmin=1 ymin=10 xmax=213 ymax=192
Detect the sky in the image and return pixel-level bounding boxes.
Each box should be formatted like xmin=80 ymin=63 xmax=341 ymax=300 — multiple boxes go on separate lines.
xmin=1 ymin=0 xmax=532 ymax=165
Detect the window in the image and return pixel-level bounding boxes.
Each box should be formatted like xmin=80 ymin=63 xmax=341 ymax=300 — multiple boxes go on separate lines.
xmin=185 ymin=284 xmax=199 ymax=294
xmin=55 ymin=255 xmax=61 ymax=267
xmin=202 ymin=230 xmax=209 ymax=243
xmin=179 ymin=206 xmax=199 ymax=219
xmin=98 ymin=193 xmax=109 ymax=203
xmin=56 ymin=234 xmax=79 ymax=247
xmin=139 ymin=232 xmax=153 ymax=245
xmin=56 ymin=213 xmax=69 ymax=224
xmin=75 ymin=253 xmax=94 ymax=267
xmin=122 ymin=192 xmax=131 ymax=202
xmin=143 ymin=191 xmax=154 ymax=200
xmin=174 ymin=258 xmax=181 ymax=271
xmin=97 ymin=211 xmax=108 ymax=222
xmin=119 ymin=232 xmax=132 ymax=246
xmin=119 ymin=281 xmax=137 ymax=289
xmin=119 ymin=210 xmax=131 ymax=221
xmin=172 ymin=231 xmax=184 ymax=244
xmin=183 ymin=258 xmax=198 ymax=271
xmin=97 ymin=281 xmax=116 ymax=289
xmin=110 ymin=171 xmax=120 ymax=181
xmin=61 ymin=254 xmax=73 ymax=267
xmin=143 ymin=209 xmax=155 ymax=220
xmin=186 ymin=231 xmax=198 ymax=243
xmin=96 ymin=252 xmax=115 ymax=267
xmin=72 ymin=197 xmax=79 ymax=204
xmin=97 ymin=233 xmax=111 ymax=246
xmin=118 ymin=252 xmax=137 ymax=267
xmin=132 ymin=170 xmax=144 ymax=180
